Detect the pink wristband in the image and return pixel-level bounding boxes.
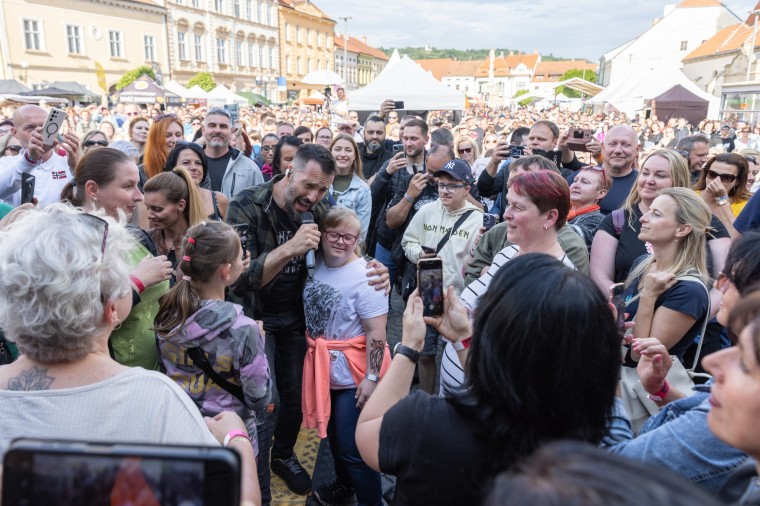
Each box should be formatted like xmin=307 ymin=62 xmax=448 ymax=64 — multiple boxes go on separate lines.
xmin=223 ymin=430 xmax=248 ymax=447
xmin=129 ymin=275 xmax=145 ymax=294
xmin=648 ymin=379 xmax=670 ymax=402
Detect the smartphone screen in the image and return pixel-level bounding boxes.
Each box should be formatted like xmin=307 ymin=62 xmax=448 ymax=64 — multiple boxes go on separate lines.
xmin=418 ymin=258 xmax=444 ymax=317
xmin=21 ymin=173 xmax=35 ymax=205
xmin=482 ymin=213 xmax=498 ymax=232
xmin=231 ymin=224 xmax=248 ymax=258
xmin=2 ymin=440 xmax=240 ymax=506
xmin=610 ymin=283 xmax=626 ymax=339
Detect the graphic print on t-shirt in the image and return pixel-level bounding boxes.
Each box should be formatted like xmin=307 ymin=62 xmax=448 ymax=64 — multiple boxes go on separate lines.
xmin=304 ymin=279 xmax=342 ymax=338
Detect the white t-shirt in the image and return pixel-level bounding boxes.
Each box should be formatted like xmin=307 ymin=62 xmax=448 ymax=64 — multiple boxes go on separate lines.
xmin=0 ymin=367 xmax=220 ymax=458
xmin=442 ymin=245 xmax=576 ymax=396
xmin=303 ymin=256 xmax=388 ymax=389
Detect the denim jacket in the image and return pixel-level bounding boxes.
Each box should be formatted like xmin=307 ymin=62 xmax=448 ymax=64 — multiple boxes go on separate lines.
xmin=602 ymin=389 xmax=748 ymax=493
xmin=330 ymin=174 xmax=371 ymax=238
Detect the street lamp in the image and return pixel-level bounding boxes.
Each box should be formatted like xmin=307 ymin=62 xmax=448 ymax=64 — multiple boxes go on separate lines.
xmin=339 ymin=16 xmax=352 ymax=87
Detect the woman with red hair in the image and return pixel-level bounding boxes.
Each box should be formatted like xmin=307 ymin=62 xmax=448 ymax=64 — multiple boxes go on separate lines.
xmin=139 ymin=115 xmax=184 ymax=187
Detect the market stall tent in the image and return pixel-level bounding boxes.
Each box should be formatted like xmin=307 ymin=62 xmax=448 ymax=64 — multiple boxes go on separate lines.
xmin=646 ymin=84 xmax=709 ymax=126
xmin=347 ymin=55 xmax=465 ymax=111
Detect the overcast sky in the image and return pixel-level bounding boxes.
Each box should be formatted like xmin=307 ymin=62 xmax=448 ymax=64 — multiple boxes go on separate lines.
xmin=316 ymin=0 xmax=758 ymax=61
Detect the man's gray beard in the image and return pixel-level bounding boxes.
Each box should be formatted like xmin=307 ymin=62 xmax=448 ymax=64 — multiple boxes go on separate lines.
xmin=207 ymin=138 xmax=228 ymax=148
xmin=283 ymin=186 xmax=302 ymax=221
xmin=366 ymin=141 xmax=382 ymax=152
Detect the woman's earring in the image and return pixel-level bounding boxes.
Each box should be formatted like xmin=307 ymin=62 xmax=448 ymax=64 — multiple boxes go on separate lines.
xmin=113 ymin=318 xmax=122 ymax=331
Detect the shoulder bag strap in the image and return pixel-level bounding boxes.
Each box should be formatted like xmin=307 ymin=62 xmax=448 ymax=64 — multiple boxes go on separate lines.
xmin=676 ymin=274 xmax=711 ymax=372
xmin=186 ymin=347 xmax=248 ymax=406
xmin=435 ymin=210 xmax=475 ymax=254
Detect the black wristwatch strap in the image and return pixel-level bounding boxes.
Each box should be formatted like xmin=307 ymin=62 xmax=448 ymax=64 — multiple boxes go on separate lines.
xmin=393 ymin=343 xmax=420 ymax=364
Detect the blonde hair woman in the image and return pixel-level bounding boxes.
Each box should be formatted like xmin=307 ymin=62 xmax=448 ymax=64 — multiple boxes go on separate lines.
xmin=623 ymin=187 xmax=711 ymax=364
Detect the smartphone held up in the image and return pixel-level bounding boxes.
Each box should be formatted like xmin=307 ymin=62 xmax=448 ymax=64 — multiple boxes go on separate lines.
xmin=418 ymin=257 xmax=444 ymax=317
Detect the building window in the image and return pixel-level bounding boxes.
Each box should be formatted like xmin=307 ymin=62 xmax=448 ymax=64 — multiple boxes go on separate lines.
xmin=246 ymin=0 xmax=253 ymax=19
xmin=269 ymin=46 xmax=274 ymax=68
xmin=216 ymin=37 xmax=227 ymax=63
xmin=259 ymin=43 xmax=264 ymax=67
xmin=144 ymin=35 xmax=156 ymax=61
xmin=307 ymin=58 xmax=312 ymax=73
xmin=297 ymin=56 xmax=302 ymax=74
xmin=194 ymin=34 xmax=204 ymax=61
xmin=296 ymin=26 xmax=302 ymax=44
xmin=259 ymin=1 xmax=265 ymax=23
xmin=306 ymin=28 xmax=311 ymax=46
xmin=215 ymin=0 xmax=224 ymax=12
xmin=178 ymin=31 xmax=187 ymax=60
xmin=680 ymin=40 xmax=688 ymax=51
xmin=284 ymin=23 xmax=289 ymax=41
xmin=267 ymin=2 xmax=272 ymax=25
xmin=234 ymin=0 xmax=240 ymax=16
xmin=248 ymin=41 xmax=255 ymax=66
xmin=109 ymin=30 xmax=123 ymax=58
xmin=23 ymin=19 xmax=43 ymax=50
xmin=286 ymin=56 xmax=291 ymax=74
xmin=66 ymin=25 xmax=83 ymax=54
xmin=236 ymin=41 xmax=243 ymax=66
xmin=192 ymin=0 xmax=200 ymax=6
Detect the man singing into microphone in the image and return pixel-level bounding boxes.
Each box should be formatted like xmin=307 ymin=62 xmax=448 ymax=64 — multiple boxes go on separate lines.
xmin=227 ymin=143 xmax=389 ymax=503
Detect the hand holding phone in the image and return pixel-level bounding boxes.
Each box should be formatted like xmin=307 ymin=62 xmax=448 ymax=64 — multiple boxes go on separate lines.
xmin=21 ymin=173 xmax=35 ymax=205
xmin=393 ymin=100 xmax=405 ymax=110
xmin=418 ymin=258 xmax=444 ymax=317
xmin=610 ymin=283 xmax=627 ymax=339
xmin=41 ymin=108 xmax=67 ymax=147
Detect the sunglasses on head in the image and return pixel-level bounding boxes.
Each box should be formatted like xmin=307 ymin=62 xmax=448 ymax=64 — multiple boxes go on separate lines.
xmin=5 ymin=144 xmax=21 ymax=154
xmin=706 ymin=169 xmax=738 ymax=183
xmin=78 ymin=213 xmax=109 ymax=258
xmin=745 ymin=155 xmax=757 ymax=164
xmin=84 ymin=140 xmax=109 ymax=148
xmin=154 ymin=113 xmax=178 ymax=121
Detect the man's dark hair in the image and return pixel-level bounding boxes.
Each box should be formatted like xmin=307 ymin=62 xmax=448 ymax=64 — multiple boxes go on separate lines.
xmin=364 ymin=115 xmax=385 ymax=128
xmin=451 ymin=254 xmax=620 ymax=474
xmin=293 ymin=125 xmax=312 ymax=140
xmin=293 ymin=142 xmax=336 ymax=176
xmin=676 ymin=134 xmax=710 ymax=153
xmin=485 ymin=441 xmax=722 ymax=506
xmin=428 ymin=143 xmax=455 ymax=160
xmin=431 ymin=127 xmax=454 ymax=149
xmin=402 ymin=118 xmax=429 ymax=137
xmin=272 ymin=136 xmax=304 ymax=175
xmin=532 ymin=120 xmax=560 ymax=139
xmin=0 ymin=119 xmax=15 ymax=128
xmin=510 ymin=127 xmax=530 ymax=145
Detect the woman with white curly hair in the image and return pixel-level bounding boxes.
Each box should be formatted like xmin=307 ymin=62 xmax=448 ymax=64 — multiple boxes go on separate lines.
xmin=0 ymin=204 xmax=261 ymax=504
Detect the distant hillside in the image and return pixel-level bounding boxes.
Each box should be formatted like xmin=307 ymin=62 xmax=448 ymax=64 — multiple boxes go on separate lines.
xmin=379 ymin=47 xmax=589 ymax=62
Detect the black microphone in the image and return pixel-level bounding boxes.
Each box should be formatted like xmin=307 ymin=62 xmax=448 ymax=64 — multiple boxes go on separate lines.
xmin=302 ymin=211 xmax=316 ymax=278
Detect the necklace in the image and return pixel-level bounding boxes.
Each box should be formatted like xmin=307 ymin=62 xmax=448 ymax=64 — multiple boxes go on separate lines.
xmin=153 ymin=229 xmax=181 ymax=256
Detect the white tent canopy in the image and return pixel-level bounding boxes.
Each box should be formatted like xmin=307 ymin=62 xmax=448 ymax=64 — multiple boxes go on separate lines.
xmin=348 ymin=55 xmax=465 ymax=111
xmin=186 ymin=85 xmax=209 ymax=99
xmin=207 ymin=84 xmax=248 ymax=106
xmin=588 ymin=62 xmax=719 ymax=118
xmin=164 ymin=80 xmax=191 ymax=98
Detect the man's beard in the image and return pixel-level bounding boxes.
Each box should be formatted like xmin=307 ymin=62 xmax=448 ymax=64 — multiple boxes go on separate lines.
xmin=207 ymin=137 xmax=228 ymax=148
xmin=366 ymin=140 xmax=382 ymax=152
xmin=284 ymin=184 xmax=309 ymax=221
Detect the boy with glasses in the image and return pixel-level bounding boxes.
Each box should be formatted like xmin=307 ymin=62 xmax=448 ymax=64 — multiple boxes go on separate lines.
xmin=401 ymin=159 xmax=483 ymax=393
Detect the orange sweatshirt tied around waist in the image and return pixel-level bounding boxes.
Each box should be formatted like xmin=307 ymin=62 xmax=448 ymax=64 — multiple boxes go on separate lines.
xmin=302 ymin=334 xmax=391 ymax=438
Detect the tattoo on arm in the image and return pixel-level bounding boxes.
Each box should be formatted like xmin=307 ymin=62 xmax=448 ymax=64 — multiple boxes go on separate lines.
xmin=369 ymin=339 xmax=385 ymax=375
xmin=8 ymin=365 xmax=54 ymax=391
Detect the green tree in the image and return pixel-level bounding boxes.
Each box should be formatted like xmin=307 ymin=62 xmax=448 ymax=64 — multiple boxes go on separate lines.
xmin=556 ymin=68 xmax=598 ymax=98
xmin=513 ymin=89 xmax=532 ymax=107
xmin=115 ymin=66 xmax=155 ymax=91
xmin=187 ymin=72 xmax=217 ymax=92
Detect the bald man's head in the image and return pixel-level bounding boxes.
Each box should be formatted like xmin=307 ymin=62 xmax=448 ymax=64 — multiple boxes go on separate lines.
xmin=602 ymin=125 xmax=638 ymax=173
xmin=12 ymin=105 xmax=47 ymax=149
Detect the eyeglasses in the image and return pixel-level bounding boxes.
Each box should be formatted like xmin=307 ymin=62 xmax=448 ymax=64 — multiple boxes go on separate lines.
xmin=458 ymin=147 xmax=473 ymax=154
xmin=437 ymin=183 xmax=466 ymax=191
xmin=261 ymin=145 xmax=274 ymax=152
xmin=741 ymin=130 xmax=750 ymax=133
xmin=325 ymin=231 xmax=358 ymax=245
xmin=706 ymin=169 xmax=738 ymax=183
xmin=84 ymin=140 xmax=109 ymax=148
xmin=484 ymin=138 xmax=498 ymax=144
xmin=4 ymin=144 xmax=21 ymax=154
xmin=192 ymin=121 xmax=201 ymax=126
xmin=317 ymin=135 xmax=332 ymax=141
xmin=79 ymin=213 xmax=109 ymax=258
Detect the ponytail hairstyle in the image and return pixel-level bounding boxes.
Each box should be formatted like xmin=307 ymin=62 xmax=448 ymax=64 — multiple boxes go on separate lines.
xmin=143 ymin=168 xmax=206 ymax=226
xmin=154 ymin=221 xmax=241 ymax=338
xmin=60 ymin=147 xmax=132 ymax=207
xmin=144 ymin=116 xmax=184 ymax=179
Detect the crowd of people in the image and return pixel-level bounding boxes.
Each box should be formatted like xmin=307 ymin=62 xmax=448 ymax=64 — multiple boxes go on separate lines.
xmin=1 ymin=95 xmax=760 ymax=506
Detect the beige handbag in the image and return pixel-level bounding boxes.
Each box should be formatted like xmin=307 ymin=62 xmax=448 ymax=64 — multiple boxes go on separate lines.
xmin=619 ymin=275 xmax=710 ymax=434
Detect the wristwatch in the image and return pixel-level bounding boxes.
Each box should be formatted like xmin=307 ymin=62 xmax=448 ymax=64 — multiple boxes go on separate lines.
xmin=365 ymin=373 xmax=380 ymax=383
xmin=393 ymin=343 xmax=420 ymax=363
